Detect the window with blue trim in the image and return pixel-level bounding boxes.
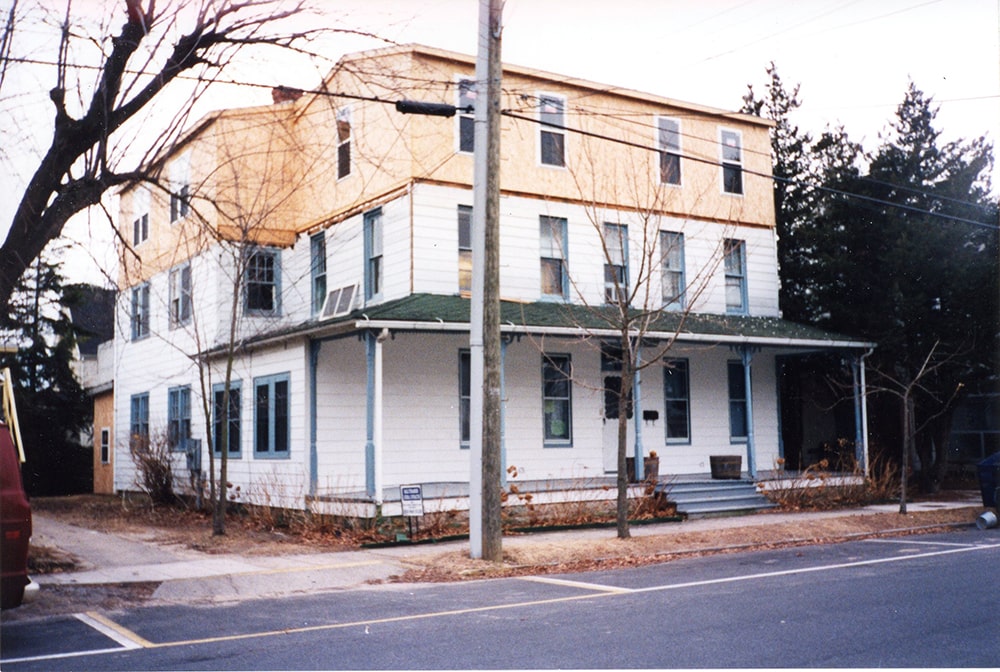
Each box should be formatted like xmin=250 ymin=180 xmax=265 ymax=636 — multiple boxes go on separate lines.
xmin=254 ymin=373 xmax=290 ymax=458
xmin=663 ymin=359 xmax=690 ymax=444
xmin=245 ymin=247 xmax=280 ymax=315
xmin=130 ymin=392 xmax=149 ymax=449
xmin=660 ymin=231 xmax=685 ymax=310
xmin=724 ymin=238 xmax=747 ymax=314
xmin=539 ymin=215 xmax=568 ymax=300
xmin=542 ymin=354 xmax=572 ymax=446
xmin=310 ymin=233 xmax=327 ymax=316
xmin=604 ymin=223 xmax=628 ymax=304
xmin=364 ymin=208 xmax=383 ymax=301
xmin=728 ymin=361 xmax=748 ymax=442
xmin=131 ymin=283 xmax=150 ymax=341
xmin=167 ymin=385 xmax=191 ymax=451
xmin=212 ymin=381 xmax=242 ymax=458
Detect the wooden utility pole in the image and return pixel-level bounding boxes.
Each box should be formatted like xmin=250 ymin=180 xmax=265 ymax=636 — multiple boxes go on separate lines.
xmin=469 ymin=0 xmax=503 ymax=561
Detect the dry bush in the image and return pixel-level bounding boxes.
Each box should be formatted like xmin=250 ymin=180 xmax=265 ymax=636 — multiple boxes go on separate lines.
xmin=128 ymin=431 xmax=177 ymax=505
xmin=761 ymin=455 xmax=900 ymax=510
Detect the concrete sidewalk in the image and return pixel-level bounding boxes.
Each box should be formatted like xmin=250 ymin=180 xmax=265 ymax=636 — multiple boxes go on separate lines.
xmin=28 ymin=494 xmax=987 ymax=606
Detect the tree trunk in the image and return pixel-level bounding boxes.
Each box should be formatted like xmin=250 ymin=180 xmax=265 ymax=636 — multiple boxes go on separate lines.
xmin=616 ymin=360 xmax=632 ymax=539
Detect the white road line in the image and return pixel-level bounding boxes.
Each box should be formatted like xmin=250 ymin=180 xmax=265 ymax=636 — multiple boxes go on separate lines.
xmin=2 ymin=646 xmax=127 ymax=665
xmin=523 ymin=576 xmax=635 ymax=593
xmin=863 ymin=538 xmax=978 ymax=548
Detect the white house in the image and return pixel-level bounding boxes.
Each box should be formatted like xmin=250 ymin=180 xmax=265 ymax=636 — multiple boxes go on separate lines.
xmin=111 ymin=45 xmax=872 ymax=516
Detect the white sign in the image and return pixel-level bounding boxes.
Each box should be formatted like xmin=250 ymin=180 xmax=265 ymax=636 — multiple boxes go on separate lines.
xmin=400 ymin=485 xmax=424 ymax=517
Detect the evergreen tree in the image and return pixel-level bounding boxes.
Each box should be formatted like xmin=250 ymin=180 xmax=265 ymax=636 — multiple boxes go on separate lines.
xmin=1 ymin=256 xmax=93 ymax=495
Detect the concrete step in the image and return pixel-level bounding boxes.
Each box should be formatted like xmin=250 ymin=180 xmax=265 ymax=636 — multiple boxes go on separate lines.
xmin=656 ymin=480 xmax=776 ymax=516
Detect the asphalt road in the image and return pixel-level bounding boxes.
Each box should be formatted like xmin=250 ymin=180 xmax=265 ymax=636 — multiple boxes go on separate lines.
xmin=4 ymin=528 xmax=998 ymax=670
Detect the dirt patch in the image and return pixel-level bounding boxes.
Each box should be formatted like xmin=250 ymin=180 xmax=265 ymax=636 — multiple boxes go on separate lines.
xmin=3 ymin=583 xmax=159 ymax=623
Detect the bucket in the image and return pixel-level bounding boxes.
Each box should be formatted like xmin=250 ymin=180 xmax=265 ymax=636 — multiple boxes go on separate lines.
xmin=976 ymin=510 xmax=998 ymax=530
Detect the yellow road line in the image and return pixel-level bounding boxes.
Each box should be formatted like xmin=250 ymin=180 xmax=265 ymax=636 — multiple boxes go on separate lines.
xmin=78 ymin=611 xmax=155 ymax=649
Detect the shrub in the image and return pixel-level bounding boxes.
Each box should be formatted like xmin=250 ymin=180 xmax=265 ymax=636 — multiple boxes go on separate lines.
xmin=129 ymin=430 xmax=176 ymax=505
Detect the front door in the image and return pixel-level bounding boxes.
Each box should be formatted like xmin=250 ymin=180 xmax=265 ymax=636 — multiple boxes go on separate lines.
xmin=602 ymin=375 xmax=634 ymax=473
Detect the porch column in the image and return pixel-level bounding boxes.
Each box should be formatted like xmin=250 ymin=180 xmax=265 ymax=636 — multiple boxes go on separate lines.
xmin=500 ymin=336 xmax=509 ymax=485
xmin=309 ymin=339 xmax=320 ymax=497
xmin=738 ymin=345 xmax=758 ymax=479
xmin=633 ymin=344 xmax=644 ymax=480
xmin=852 ymin=351 xmax=872 ymax=476
xmin=365 ymin=329 xmax=389 ymax=504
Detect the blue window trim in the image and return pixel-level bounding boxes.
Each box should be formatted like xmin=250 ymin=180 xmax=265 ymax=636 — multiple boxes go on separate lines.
xmin=727 ymin=360 xmax=748 ymax=444
xmin=364 ymin=208 xmax=383 ymax=302
xmin=660 ymin=230 xmax=686 ymax=311
xmin=539 ymin=215 xmax=568 ymax=301
xmin=167 ymin=385 xmax=191 ymax=451
xmin=212 ymin=380 xmax=242 ymax=458
xmin=244 ymin=247 xmax=282 ymax=317
xmin=542 ymin=353 xmax=573 ymax=448
xmin=130 ymin=392 xmax=149 ymax=444
xmin=131 ymin=283 xmax=150 ymax=341
xmin=724 ymin=239 xmax=748 ymax=315
xmin=663 ymin=358 xmax=691 ymax=445
xmin=604 ymin=223 xmax=629 ymax=305
xmin=310 ymin=232 xmax=327 ymax=316
xmin=253 ymin=373 xmax=291 ymax=459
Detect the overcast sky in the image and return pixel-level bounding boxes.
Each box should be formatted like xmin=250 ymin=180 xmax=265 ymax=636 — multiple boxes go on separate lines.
xmin=4 ymin=0 xmax=998 ymax=286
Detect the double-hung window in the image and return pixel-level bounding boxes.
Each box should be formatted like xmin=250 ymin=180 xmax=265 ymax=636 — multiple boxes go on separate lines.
xmin=132 ymin=188 xmax=150 ymax=245
xmin=459 ymin=351 xmax=471 ymax=446
xmin=245 ymin=248 xmax=280 ymax=315
xmin=130 ymin=392 xmax=150 ymax=449
xmin=457 ymin=78 xmax=476 ymax=153
xmin=170 ymin=152 xmax=191 ymax=222
xmin=539 ymin=94 xmax=566 ymax=167
xmin=167 ymin=385 xmax=191 ymax=450
xmin=542 ymin=354 xmax=572 ymax=446
xmin=657 ymin=117 xmax=682 ymax=185
xmin=458 ymin=205 xmax=473 ymax=294
xmin=131 ymin=283 xmax=150 ymax=340
xmin=724 ymin=238 xmax=747 ymax=314
xmin=254 ymin=373 xmax=290 ymax=458
xmin=168 ymin=264 xmax=192 ymax=328
xmin=336 ymin=107 xmax=351 ymax=179
xmin=663 ymin=359 xmax=690 ymax=443
xmin=721 ymin=129 xmax=743 ymax=194
xmin=660 ymin=231 xmax=685 ymax=310
xmin=311 ymin=232 xmax=327 ymax=316
xmin=539 ymin=215 xmax=568 ymax=300
xmin=728 ymin=361 xmax=748 ymax=442
xmin=604 ymin=223 xmax=628 ymax=304
xmin=212 ymin=381 xmax=241 ymax=458
xmin=364 ymin=208 xmax=383 ymax=301
xmin=600 ymin=342 xmax=632 ymax=421
xmin=100 ymin=428 xmax=110 ymax=464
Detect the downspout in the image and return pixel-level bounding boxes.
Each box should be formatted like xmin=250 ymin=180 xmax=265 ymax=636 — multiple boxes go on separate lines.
xmin=633 ymin=344 xmax=644 ymax=480
xmin=309 ymin=339 xmax=320 ymax=497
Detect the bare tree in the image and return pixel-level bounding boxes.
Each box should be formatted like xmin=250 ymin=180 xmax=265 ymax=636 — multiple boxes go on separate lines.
xmin=0 ymin=0 xmax=321 ymax=309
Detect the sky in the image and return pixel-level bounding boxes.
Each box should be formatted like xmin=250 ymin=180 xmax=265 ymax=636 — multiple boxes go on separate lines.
xmin=3 ymin=0 xmax=998 ymax=286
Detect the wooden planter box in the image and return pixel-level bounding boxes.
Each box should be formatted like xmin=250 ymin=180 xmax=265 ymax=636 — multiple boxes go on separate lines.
xmin=626 ymin=457 xmax=660 ymax=483
xmin=710 ymin=455 xmax=742 ymax=479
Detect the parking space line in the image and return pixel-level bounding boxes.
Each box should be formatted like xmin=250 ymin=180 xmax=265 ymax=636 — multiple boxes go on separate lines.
xmin=863 ymin=539 xmax=978 ymax=548
xmin=77 ymin=611 xmax=154 ymax=649
xmin=523 ymin=576 xmax=634 ymax=593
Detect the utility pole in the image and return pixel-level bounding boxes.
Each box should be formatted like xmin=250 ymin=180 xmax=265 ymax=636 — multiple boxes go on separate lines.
xmin=469 ymin=0 xmax=503 ymax=561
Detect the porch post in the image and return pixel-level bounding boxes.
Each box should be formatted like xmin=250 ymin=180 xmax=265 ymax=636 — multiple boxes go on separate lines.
xmin=309 ymin=339 xmax=320 ymax=497
xmin=633 ymin=344 xmax=644 ymax=480
xmin=500 ymin=336 xmax=508 ymax=486
xmin=851 ymin=356 xmax=864 ymax=472
xmin=739 ymin=345 xmax=757 ymax=479
xmin=859 ymin=350 xmax=872 ymax=476
xmin=365 ymin=330 xmax=387 ymax=504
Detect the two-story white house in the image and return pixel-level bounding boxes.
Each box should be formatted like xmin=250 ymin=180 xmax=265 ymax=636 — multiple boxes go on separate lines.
xmin=111 ymin=44 xmax=872 ymax=516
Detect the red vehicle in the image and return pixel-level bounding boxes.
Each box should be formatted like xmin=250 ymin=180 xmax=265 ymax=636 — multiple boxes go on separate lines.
xmin=1 ymin=420 xmax=32 ymax=609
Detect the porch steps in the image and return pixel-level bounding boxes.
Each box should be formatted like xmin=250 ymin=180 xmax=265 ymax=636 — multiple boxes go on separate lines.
xmin=659 ymin=480 xmax=776 ymax=517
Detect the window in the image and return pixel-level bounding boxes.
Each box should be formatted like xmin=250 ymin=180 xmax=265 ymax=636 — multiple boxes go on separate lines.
xmin=660 ymin=231 xmax=685 ymax=310
xmin=721 ymin=129 xmax=743 ymax=194
xmin=254 ymin=373 xmax=290 ymax=458
xmin=364 ymin=208 xmax=383 ymax=301
xmin=132 ymin=214 xmax=149 ymax=246
xmin=657 ymin=117 xmax=681 ymax=185
xmin=169 ymin=152 xmax=191 ymax=222
xmin=458 ymin=205 xmax=473 ymax=294
xmin=724 ymin=238 xmax=747 ymax=314
xmin=245 ymin=248 xmax=280 ymax=315
xmin=604 ymin=223 xmax=628 ymax=304
xmin=539 ymin=215 xmax=568 ymax=299
xmin=311 ymin=233 xmax=327 ymax=316
xmin=336 ymin=107 xmax=351 ymax=179
xmin=542 ymin=354 xmax=572 ymax=445
xmin=601 ymin=342 xmax=632 ymax=420
xmin=457 ymin=78 xmax=476 ymax=153
xmin=663 ymin=359 xmax=690 ymax=443
xmin=131 ymin=283 xmax=150 ymax=340
xmin=168 ymin=264 xmax=192 ymax=328
xmin=167 ymin=386 xmax=191 ymax=451
xmin=539 ymin=94 xmax=566 ymax=167
xmin=728 ymin=361 xmax=748 ymax=442
xmin=212 ymin=381 xmax=241 ymax=457
xmin=130 ymin=393 xmax=149 ymax=449
xmin=459 ymin=351 xmax=471 ymax=446
xmin=100 ymin=428 xmax=110 ymax=464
